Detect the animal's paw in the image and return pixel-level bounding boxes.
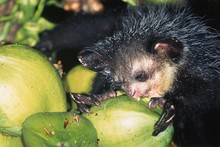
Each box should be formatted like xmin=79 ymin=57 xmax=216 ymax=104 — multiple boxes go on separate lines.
xmin=69 ymin=93 xmax=100 ymax=113
xmin=152 ymin=100 xmax=175 ymax=136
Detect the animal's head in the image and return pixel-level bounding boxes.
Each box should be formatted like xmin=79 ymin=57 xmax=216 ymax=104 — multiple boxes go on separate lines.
xmin=78 ymin=37 xmax=183 ymax=98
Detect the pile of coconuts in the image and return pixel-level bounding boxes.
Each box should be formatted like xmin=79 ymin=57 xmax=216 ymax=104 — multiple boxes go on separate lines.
xmin=0 ymin=44 xmax=173 ymax=147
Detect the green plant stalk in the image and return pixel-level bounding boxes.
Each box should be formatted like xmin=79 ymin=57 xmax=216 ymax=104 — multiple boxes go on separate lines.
xmin=0 ymin=3 xmax=19 ymax=40
xmin=16 ymin=0 xmax=34 ymax=23
xmin=0 ymin=15 xmax=14 ymax=22
xmin=0 ymin=0 xmax=8 ymax=5
xmin=46 ymin=0 xmax=64 ymax=8
xmin=32 ymin=0 xmax=46 ymax=22
xmin=0 ymin=22 xmax=12 ymax=40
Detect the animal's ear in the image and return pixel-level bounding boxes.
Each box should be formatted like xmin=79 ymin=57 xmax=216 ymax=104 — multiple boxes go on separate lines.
xmin=78 ymin=49 xmax=109 ymax=71
xmin=152 ymin=38 xmax=183 ymax=62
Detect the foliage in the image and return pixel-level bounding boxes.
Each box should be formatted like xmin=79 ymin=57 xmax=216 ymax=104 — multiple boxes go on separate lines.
xmin=0 ymin=0 xmax=62 ymax=46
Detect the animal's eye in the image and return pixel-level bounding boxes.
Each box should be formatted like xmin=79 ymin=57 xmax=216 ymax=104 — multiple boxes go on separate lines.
xmin=135 ymin=71 xmax=148 ymax=82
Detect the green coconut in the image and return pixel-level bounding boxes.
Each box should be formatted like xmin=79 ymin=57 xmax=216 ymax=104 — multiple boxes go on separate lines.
xmin=0 ymin=44 xmax=67 ymax=136
xmin=63 ymin=65 xmax=96 ymax=110
xmin=84 ymin=96 xmax=174 ymax=147
xmin=64 ymin=65 xmax=96 ymax=94
xmin=0 ymin=133 xmax=23 ymax=147
xmin=22 ymin=112 xmax=98 ymax=147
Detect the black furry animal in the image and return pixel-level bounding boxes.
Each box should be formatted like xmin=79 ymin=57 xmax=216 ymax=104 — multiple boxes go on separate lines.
xmin=37 ymin=5 xmax=220 ymax=146
xmin=75 ymin=5 xmax=220 ymax=146
xmin=35 ymin=10 xmax=122 ymax=71
xmin=36 ymin=13 xmax=119 ymax=55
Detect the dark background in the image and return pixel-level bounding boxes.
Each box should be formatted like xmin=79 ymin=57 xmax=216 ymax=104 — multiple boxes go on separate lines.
xmin=41 ymin=0 xmax=220 ymax=73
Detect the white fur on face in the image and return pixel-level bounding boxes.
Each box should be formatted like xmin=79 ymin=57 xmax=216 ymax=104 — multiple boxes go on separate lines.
xmin=115 ymin=55 xmax=178 ymax=98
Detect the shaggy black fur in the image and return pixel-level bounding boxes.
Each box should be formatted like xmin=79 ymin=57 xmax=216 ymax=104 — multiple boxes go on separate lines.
xmin=37 ymin=5 xmax=220 ymax=146
xmin=78 ymin=5 xmax=220 ymax=146
xmin=35 ymin=12 xmax=121 ymax=57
